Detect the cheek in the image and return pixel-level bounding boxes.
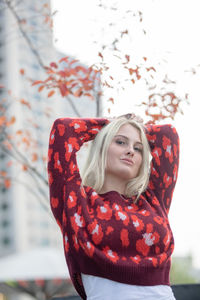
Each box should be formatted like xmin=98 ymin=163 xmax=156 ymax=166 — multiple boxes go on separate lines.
xmin=107 ymin=144 xmax=120 ymax=159
xmin=105 ymin=147 xmax=113 ymax=169
xmin=136 ymin=154 xmax=143 ymax=168
xmin=106 ymin=145 xmax=121 ymax=169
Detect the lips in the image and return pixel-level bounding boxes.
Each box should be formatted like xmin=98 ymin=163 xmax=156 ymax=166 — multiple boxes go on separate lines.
xmin=121 ymin=158 xmax=134 ymax=165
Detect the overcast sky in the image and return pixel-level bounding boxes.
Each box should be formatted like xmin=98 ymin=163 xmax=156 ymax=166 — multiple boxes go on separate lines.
xmin=51 ymin=0 xmax=200 ymax=268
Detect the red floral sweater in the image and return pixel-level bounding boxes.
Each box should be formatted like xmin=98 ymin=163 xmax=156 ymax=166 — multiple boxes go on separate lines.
xmin=48 ymin=118 xmax=179 ymax=300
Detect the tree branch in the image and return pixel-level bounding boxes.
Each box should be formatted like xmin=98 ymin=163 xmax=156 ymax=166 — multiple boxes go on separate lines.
xmin=67 ymin=95 xmax=81 ymax=117
xmin=0 ymin=174 xmax=51 ymax=214
xmin=4 ymin=0 xmax=86 ymax=117
xmin=5 ymin=0 xmax=45 ymax=69
xmin=0 ymin=135 xmax=48 ymax=186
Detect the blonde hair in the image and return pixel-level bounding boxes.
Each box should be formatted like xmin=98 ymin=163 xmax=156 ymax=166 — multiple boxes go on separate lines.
xmin=81 ymin=118 xmax=151 ymax=201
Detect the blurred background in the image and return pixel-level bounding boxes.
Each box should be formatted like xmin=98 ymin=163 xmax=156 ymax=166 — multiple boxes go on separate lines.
xmin=0 ymin=0 xmax=200 ymax=299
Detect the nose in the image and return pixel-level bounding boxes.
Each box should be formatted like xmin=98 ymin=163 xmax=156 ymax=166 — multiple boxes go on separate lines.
xmin=126 ymin=147 xmax=134 ymax=156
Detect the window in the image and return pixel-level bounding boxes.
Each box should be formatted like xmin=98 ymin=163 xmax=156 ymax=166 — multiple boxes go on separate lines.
xmin=1 ymin=203 xmax=8 ymax=210
xmin=2 ymin=236 xmax=10 ymax=245
xmin=2 ymin=220 xmax=9 ymax=228
xmin=0 ymin=187 xmax=7 ymax=194
xmin=0 ymin=153 xmax=6 ymax=160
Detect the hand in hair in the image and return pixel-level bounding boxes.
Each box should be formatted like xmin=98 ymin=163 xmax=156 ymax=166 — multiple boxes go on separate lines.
xmin=105 ymin=113 xmax=143 ymax=124
xmin=117 ymin=113 xmax=144 ymax=124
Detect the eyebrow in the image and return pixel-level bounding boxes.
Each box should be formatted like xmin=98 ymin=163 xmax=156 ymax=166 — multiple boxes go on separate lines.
xmin=114 ymin=135 xmax=143 ymax=145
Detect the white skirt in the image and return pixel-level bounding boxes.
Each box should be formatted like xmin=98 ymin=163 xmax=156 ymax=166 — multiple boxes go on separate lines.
xmin=81 ymin=273 xmax=176 ymax=300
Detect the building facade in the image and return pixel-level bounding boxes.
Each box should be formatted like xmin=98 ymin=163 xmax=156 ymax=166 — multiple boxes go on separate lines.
xmin=0 ymin=0 xmax=100 ymax=261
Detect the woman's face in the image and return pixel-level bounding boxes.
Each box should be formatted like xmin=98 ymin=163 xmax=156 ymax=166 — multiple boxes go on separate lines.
xmin=105 ymin=124 xmax=143 ymax=182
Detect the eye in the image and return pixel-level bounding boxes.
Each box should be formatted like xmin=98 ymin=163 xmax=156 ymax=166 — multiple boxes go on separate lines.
xmin=134 ymin=146 xmax=143 ymax=153
xmin=116 ymin=140 xmax=125 ymax=145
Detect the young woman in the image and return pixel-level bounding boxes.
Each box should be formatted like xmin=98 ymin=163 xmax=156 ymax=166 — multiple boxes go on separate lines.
xmin=48 ymin=114 xmax=179 ymax=300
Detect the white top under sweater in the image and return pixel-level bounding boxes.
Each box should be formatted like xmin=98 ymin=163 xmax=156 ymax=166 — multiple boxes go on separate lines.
xmin=81 ymin=274 xmax=176 ymax=300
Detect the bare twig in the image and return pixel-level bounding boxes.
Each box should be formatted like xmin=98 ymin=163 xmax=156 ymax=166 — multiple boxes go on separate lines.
xmin=67 ymin=95 xmax=82 ymax=117
xmin=5 ymin=0 xmax=45 ymax=69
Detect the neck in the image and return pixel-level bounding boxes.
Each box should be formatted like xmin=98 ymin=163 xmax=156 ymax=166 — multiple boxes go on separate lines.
xmin=100 ymin=175 xmax=127 ymax=195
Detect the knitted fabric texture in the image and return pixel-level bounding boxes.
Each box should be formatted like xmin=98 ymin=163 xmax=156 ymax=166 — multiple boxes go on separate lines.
xmin=48 ymin=118 xmax=179 ymax=300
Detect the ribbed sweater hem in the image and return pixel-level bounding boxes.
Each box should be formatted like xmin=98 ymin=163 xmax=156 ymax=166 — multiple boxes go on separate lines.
xmin=78 ymin=258 xmax=170 ymax=286
xmin=69 ymin=254 xmax=171 ymax=299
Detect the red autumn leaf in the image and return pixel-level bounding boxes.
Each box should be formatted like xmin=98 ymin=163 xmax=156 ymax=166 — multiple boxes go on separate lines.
xmin=4 ymin=179 xmax=11 ymax=189
xmin=44 ymin=76 xmax=54 ymax=83
xmin=128 ymin=68 xmax=134 ymax=75
xmin=32 ymin=153 xmax=38 ymax=162
xmin=22 ymin=137 xmax=30 ymax=146
xmin=103 ymin=80 xmax=112 ymax=88
xmin=0 ymin=116 xmax=6 ymax=126
xmin=167 ymin=92 xmax=176 ymax=99
xmin=69 ymin=59 xmax=79 ymax=66
xmin=20 ymin=99 xmax=31 ymax=109
xmin=0 ymin=171 xmax=7 ymax=177
xmin=50 ymin=62 xmax=58 ymax=69
xmin=7 ymin=161 xmax=13 ymax=167
xmin=22 ymin=165 xmax=28 ymax=171
xmin=98 ymin=52 xmax=103 ymax=59
xmin=75 ymin=66 xmax=87 ymax=74
xmin=48 ymin=90 xmax=55 ymax=97
xmin=59 ymin=56 xmax=69 ymax=63
xmin=6 ymin=116 xmax=16 ymax=126
xmin=146 ymin=67 xmax=156 ymax=72
xmin=74 ymin=88 xmax=83 ymax=97
xmin=42 ymin=156 xmax=47 ymax=162
xmin=32 ymin=80 xmax=43 ymax=86
xmin=125 ymin=55 xmax=130 ymax=62
xmin=46 ymin=68 xmax=55 ymax=74
xmin=3 ymin=141 xmax=12 ymax=150
xmin=70 ymin=82 xmax=78 ymax=89
xmin=16 ymin=130 xmax=22 ymax=135
xmin=44 ymin=16 xmax=50 ymax=24
xmin=108 ymin=97 xmax=114 ymax=104
xmin=59 ymin=83 xmax=68 ymax=97
xmin=58 ymin=70 xmax=68 ymax=77
xmin=84 ymin=93 xmax=93 ymax=99
xmin=143 ymin=57 xmax=147 ymax=61
xmin=121 ymin=29 xmax=128 ymax=36
xmin=83 ymin=84 xmax=92 ymax=91
xmin=38 ymin=85 xmax=45 ymax=92
xmin=19 ymin=69 xmax=25 ymax=75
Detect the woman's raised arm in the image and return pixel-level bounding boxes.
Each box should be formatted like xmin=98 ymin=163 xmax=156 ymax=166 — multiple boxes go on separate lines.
xmin=47 ymin=117 xmax=108 ymax=228
xmin=145 ymin=123 xmax=180 ymax=213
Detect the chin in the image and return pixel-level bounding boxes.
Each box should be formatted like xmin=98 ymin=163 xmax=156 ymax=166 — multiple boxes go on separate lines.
xmin=118 ymin=171 xmax=136 ymax=181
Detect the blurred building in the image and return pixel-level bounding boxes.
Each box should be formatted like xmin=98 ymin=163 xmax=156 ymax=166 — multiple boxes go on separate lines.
xmin=0 ymin=0 xmax=101 ymax=260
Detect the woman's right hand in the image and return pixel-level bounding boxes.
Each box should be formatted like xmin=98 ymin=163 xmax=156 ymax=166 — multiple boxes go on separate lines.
xmin=117 ymin=113 xmax=144 ymax=124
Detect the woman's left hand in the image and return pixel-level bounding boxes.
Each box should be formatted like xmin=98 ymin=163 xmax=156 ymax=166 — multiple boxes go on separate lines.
xmin=117 ymin=113 xmax=144 ymax=124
